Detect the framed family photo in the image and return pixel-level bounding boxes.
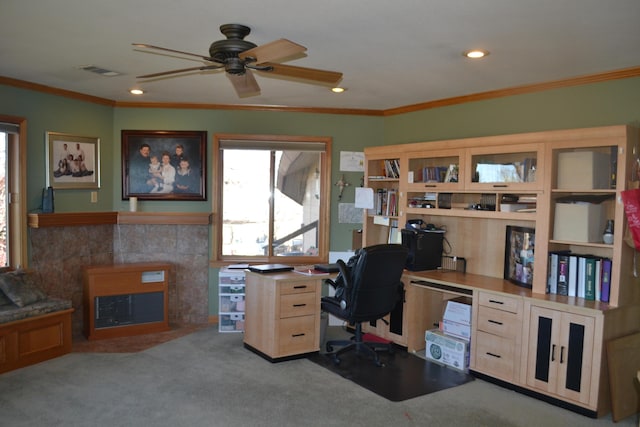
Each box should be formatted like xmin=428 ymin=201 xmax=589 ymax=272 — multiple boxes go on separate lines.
xmin=46 ymin=132 xmax=100 ymax=190
xmin=122 ymin=130 xmax=207 ymax=201
xmin=504 ymin=225 xmax=535 ymax=288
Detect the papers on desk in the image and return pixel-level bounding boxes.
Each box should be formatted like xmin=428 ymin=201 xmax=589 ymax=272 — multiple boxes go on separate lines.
xmin=293 ymin=268 xmax=330 ymax=276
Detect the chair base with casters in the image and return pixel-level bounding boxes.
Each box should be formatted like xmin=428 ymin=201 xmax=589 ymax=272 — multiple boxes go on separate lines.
xmin=324 ymin=322 xmax=394 ymax=367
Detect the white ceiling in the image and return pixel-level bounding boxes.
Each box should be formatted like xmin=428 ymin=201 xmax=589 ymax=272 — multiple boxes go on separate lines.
xmin=2 ymin=0 xmax=640 ymax=111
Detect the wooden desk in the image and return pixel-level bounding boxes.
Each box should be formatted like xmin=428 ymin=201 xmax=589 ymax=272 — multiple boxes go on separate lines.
xmin=243 ymin=271 xmax=323 ymax=361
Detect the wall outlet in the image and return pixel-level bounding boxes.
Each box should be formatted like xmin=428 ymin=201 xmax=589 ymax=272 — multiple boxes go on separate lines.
xmin=91 ymin=191 xmax=98 ymax=203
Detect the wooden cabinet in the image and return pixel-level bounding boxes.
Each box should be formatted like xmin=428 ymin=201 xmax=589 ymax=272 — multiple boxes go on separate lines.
xmin=465 ymin=143 xmax=543 ymax=191
xmin=364 ymin=125 xmax=640 ymax=417
xmin=82 ymin=262 xmax=171 ymax=340
xmin=243 ymin=271 xmax=322 ymax=360
xmin=472 ymin=291 xmax=523 ymax=384
xmin=526 ymin=304 xmax=598 ymax=407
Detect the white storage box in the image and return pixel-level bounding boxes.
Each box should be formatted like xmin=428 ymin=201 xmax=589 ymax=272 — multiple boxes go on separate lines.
xmin=442 ymin=319 xmax=471 ymax=341
xmin=425 ymin=329 xmax=469 ymax=371
xmin=443 ymin=300 xmax=471 ymax=325
xmin=557 ymin=151 xmax=611 ymax=190
xmin=553 ymin=202 xmax=605 ymax=243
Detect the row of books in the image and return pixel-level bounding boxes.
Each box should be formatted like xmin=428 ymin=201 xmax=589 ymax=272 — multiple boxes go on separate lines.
xmin=547 ymin=251 xmax=612 ymax=302
xmin=370 ymin=188 xmax=398 ymax=216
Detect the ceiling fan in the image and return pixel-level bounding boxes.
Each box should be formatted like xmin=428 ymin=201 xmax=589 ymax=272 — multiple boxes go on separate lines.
xmin=133 ymin=24 xmax=343 ymax=97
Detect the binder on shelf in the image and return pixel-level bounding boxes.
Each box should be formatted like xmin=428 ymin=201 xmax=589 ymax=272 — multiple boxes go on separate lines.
xmin=601 ymin=258 xmax=612 ymax=303
xmin=556 ymin=254 xmax=569 ymax=296
xmin=584 ymin=256 xmax=597 ymax=301
xmin=568 ymin=255 xmax=578 ymax=297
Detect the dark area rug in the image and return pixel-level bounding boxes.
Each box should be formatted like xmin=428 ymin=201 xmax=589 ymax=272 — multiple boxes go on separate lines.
xmin=308 ymin=347 xmax=474 ymax=402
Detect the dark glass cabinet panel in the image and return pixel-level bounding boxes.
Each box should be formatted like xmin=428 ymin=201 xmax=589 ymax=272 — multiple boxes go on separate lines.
xmin=565 ymin=323 xmax=585 ymax=392
xmin=534 ymin=316 xmax=553 ymax=382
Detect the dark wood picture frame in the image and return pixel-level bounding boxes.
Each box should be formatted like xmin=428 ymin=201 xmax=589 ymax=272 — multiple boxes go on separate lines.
xmin=122 ymin=130 xmax=207 ymax=201
xmin=504 ymin=225 xmax=535 ymax=288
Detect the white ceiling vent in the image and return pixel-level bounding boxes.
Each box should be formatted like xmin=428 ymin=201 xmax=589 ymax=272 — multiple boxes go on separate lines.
xmin=78 ymin=65 xmax=121 ymax=77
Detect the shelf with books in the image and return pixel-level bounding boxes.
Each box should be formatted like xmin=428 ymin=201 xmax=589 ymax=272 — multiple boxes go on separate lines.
xmin=406 ymin=149 xmax=463 ymax=191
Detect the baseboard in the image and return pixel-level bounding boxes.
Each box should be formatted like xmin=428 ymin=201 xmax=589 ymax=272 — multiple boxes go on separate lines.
xmin=470 ymin=370 xmax=598 ymax=419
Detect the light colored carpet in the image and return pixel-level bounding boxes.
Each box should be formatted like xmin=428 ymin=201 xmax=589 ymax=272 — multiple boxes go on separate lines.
xmin=0 ymin=326 xmax=635 ymax=427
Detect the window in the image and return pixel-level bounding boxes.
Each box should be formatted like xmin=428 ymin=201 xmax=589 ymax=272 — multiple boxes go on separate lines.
xmin=213 ymin=134 xmax=331 ymax=264
xmin=0 ymin=116 xmax=27 ymax=270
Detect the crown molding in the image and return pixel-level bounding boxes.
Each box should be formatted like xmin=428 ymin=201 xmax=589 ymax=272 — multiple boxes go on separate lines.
xmin=3 ymin=65 xmax=640 ymax=116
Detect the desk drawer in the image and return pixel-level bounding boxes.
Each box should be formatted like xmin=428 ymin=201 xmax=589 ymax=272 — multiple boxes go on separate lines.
xmin=280 ymin=292 xmax=317 ymax=318
xmin=278 ymin=315 xmax=317 ymax=355
xmin=477 ymin=306 xmax=521 ymax=339
xmin=477 ymin=292 xmax=521 ymax=314
xmin=474 ymin=330 xmax=517 ymax=382
xmin=279 ymin=281 xmax=318 ymax=295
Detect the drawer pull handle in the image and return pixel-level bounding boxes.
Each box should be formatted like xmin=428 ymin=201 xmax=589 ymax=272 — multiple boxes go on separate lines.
xmin=293 ymin=304 xmax=307 ymax=307
xmin=486 ymin=352 xmax=501 ymax=359
xmin=292 ymin=333 xmax=305 ymax=337
xmin=492 ymin=184 xmax=508 ymax=188
xmin=293 ymin=285 xmax=307 ymax=289
xmin=488 ymin=299 xmax=504 ymax=305
xmin=488 ymin=319 xmax=503 ymax=325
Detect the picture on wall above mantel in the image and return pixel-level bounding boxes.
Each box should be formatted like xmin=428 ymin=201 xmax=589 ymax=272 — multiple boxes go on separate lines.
xmin=46 ymin=131 xmax=100 ymax=190
xmin=121 ymin=130 xmax=207 ymax=201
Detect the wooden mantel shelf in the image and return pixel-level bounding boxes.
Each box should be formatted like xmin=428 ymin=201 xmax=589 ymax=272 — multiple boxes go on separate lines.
xmin=28 ymin=212 xmax=212 ymax=228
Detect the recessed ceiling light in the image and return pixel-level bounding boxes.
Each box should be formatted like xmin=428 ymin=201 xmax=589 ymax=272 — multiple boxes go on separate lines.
xmin=464 ymin=49 xmax=489 ymax=59
xmin=130 ymin=89 xmax=144 ymax=95
xmin=331 ymin=87 xmax=346 ymax=93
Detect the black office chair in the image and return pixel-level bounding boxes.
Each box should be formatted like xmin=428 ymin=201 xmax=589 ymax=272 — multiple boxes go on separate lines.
xmin=321 ymin=244 xmax=408 ymax=367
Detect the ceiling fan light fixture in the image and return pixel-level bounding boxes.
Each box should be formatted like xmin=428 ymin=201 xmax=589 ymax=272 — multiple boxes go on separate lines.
xmin=464 ymin=49 xmax=489 ymax=59
xmin=130 ymin=88 xmax=144 ymax=95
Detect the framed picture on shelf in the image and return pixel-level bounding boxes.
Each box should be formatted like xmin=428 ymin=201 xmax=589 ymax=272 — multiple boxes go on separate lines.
xmin=504 ymin=225 xmax=535 ymax=288
xmin=121 ymin=130 xmax=207 ymax=201
xmin=46 ymin=132 xmax=100 ymax=190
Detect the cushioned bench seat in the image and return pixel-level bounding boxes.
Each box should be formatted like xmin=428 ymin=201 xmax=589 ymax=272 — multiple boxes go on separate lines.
xmin=0 ymin=270 xmax=74 ymax=374
xmin=0 ymin=298 xmax=72 ymax=324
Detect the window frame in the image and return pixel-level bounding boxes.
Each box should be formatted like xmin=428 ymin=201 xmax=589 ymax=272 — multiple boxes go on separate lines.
xmin=0 ymin=115 xmax=27 ymax=271
xmin=212 ymin=133 xmax=331 ymax=266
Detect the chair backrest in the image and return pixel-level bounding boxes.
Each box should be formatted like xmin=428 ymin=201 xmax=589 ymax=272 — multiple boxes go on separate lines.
xmin=343 ymin=244 xmax=409 ymax=323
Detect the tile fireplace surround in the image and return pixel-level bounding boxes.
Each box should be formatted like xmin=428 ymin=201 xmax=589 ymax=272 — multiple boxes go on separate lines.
xmin=28 ymin=212 xmax=211 ymax=337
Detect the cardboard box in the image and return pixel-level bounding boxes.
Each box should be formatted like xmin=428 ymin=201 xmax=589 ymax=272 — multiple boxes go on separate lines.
xmin=442 ymin=319 xmax=471 ymax=340
xmin=425 ymin=329 xmax=469 ymax=371
xmin=557 ymin=151 xmax=611 ymax=190
xmin=553 ymin=202 xmax=605 ymax=243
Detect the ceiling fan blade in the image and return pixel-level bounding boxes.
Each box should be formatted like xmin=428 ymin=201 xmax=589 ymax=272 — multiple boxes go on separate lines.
xmin=259 ymin=63 xmax=343 ymax=84
xmin=227 ymin=69 xmax=261 ymax=97
xmin=239 ymin=39 xmax=306 ymax=64
xmin=137 ymin=64 xmax=223 ymax=79
xmin=132 ymin=43 xmax=218 ymax=62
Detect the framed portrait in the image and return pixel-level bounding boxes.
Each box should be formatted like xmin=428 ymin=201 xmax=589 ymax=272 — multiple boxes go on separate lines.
xmin=46 ymin=132 xmax=100 ymax=190
xmin=122 ymin=130 xmax=207 ymax=201
xmin=504 ymin=225 xmax=535 ymax=288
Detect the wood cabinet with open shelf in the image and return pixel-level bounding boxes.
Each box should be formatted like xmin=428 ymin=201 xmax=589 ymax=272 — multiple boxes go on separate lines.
xmin=363 ymin=125 xmax=640 ymax=417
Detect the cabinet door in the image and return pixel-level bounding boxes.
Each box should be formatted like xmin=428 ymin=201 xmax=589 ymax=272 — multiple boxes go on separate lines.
xmin=465 ymin=143 xmax=542 ymax=191
xmin=555 ymin=312 xmax=595 ymax=404
xmin=406 ymin=149 xmax=464 ymax=192
xmin=527 ymin=306 xmax=562 ymax=394
xmin=527 ymin=306 xmax=594 ymax=405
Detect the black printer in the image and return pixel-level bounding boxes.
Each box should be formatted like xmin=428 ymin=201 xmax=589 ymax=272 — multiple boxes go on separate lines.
xmin=401 ymin=220 xmax=445 ymax=271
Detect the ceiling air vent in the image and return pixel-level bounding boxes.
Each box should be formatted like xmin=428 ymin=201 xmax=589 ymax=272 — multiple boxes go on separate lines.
xmin=78 ymin=65 xmax=121 ymax=77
